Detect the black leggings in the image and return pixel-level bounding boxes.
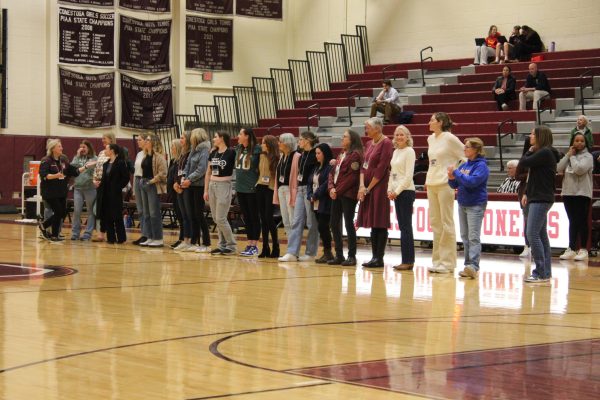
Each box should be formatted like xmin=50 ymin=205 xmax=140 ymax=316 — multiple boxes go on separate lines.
xmin=256 ymin=185 xmax=278 ymax=248
xmin=330 ymin=197 xmax=357 ymax=257
xmin=563 ymin=196 xmax=591 ymax=249
xmin=315 ymin=211 xmax=332 ymax=249
xmin=237 ymin=191 xmax=261 ymax=241
xmin=43 ymin=197 xmax=66 ymax=237
xmin=183 ymin=186 xmax=211 ymax=246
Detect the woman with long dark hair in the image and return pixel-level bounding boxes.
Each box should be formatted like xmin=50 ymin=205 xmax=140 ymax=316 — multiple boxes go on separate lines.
xmin=558 ymin=132 xmax=593 ymax=261
xmin=328 ymin=129 xmax=363 ymax=266
xmin=518 ymin=126 xmax=559 ymax=283
xmin=309 ymin=143 xmax=334 ymax=264
xmin=204 ymin=131 xmax=237 ymax=255
xmin=97 ymin=144 xmax=130 ymax=244
xmin=235 ymin=127 xmax=262 ymax=256
xmin=139 ymin=134 xmax=167 ymax=247
xmin=256 ymin=134 xmax=280 ymax=258
xmin=70 ymin=140 xmax=97 ymax=241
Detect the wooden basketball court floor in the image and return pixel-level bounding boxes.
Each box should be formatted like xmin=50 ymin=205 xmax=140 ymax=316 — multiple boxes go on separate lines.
xmin=0 ymin=222 xmax=599 ymax=399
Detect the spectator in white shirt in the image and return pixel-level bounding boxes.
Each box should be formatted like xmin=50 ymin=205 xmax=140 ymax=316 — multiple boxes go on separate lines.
xmin=370 ymin=79 xmax=402 ymax=124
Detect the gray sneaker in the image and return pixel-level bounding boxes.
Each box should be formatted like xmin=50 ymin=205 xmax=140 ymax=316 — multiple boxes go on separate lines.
xmin=460 ymin=265 xmax=478 ymax=279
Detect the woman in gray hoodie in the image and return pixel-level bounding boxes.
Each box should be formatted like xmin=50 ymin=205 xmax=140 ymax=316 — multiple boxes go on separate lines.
xmin=70 ymin=140 xmax=98 ymax=241
xmin=558 ymin=132 xmax=593 ymax=261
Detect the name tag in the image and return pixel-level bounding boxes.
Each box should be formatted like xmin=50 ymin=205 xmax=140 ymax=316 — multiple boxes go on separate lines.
xmin=392 ymin=173 xmax=398 ymax=181
xmin=279 ymin=175 xmax=285 ymax=183
xmin=430 ymin=159 xmax=437 ymax=166
xmin=297 ymin=174 xmax=303 ymax=182
xmin=261 ymin=176 xmax=270 ymax=183
xmin=211 ymin=168 xmax=219 ymax=176
xmin=362 ymin=161 xmax=369 ymax=169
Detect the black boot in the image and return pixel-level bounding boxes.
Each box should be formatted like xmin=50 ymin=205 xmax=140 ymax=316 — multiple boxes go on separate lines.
xmin=258 ymin=244 xmax=270 ymax=258
xmin=364 ymin=230 xmax=384 ymax=268
xmin=328 ymin=254 xmax=345 ymax=265
xmin=341 ymin=256 xmax=356 ymax=266
xmin=362 ymin=231 xmax=378 ymax=267
xmin=268 ymin=244 xmax=280 ymax=258
xmin=316 ymin=248 xmax=334 ymax=264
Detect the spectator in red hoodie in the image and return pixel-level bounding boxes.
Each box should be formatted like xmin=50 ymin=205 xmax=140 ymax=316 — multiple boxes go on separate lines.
xmin=474 ymin=25 xmax=501 ymax=65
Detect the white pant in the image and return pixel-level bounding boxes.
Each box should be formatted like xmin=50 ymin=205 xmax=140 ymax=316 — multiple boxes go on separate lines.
xmin=519 ymin=90 xmax=550 ymax=110
xmin=277 ymin=185 xmax=295 ymax=238
xmin=474 ymin=45 xmax=495 ymax=64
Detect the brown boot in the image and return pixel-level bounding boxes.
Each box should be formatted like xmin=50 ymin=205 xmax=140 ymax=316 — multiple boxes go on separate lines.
xmin=315 ymin=248 xmax=334 ymax=264
xmin=393 ymin=263 xmax=414 ymax=271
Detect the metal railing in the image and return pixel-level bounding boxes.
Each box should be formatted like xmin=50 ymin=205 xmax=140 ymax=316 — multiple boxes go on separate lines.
xmin=233 ymin=86 xmax=259 ymax=127
xmin=175 ymin=113 xmax=201 ymax=134
xmin=420 ymin=46 xmax=433 ymax=87
xmin=356 ymin=25 xmax=370 ymax=66
xmin=306 ymin=50 xmax=330 ymax=93
xmin=289 ymin=59 xmax=313 ymax=101
xmin=325 ymin=42 xmax=349 ymax=83
xmin=345 ymin=84 xmax=360 ymax=126
xmin=271 ymin=68 xmax=295 ymax=110
xmin=306 ymin=103 xmax=320 ymax=131
xmin=154 ymin=124 xmax=179 ymax=161
xmin=496 ymin=119 xmax=515 ymax=171
xmin=579 ymin=69 xmax=596 ymax=115
xmin=382 ymin=64 xmax=400 ymax=81
xmin=266 ymin=123 xmax=282 ymax=135
xmin=194 ymin=105 xmax=220 ymax=135
xmin=252 ymin=77 xmax=278 ymax=120
xmin=341 ymin=33 xmax=364 ymax=75
xmin=536 ymin=93 xmax=552 ymax=125
xmin=214 ymin=95 xmax=241 ymax=137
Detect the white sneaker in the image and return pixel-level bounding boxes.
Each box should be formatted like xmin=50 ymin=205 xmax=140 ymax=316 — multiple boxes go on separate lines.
xmin=278 ymin=253 xmax=298 ymax=262
xmin=501 ymin=103 xmax=509 ymax=111
xmin=574 ymin=249 xmax=588 ymax=261
xmin=140 ymin=239 xmax=153 ymax=246
xmin=174 ymin=242 xmax=191 ymax=251
xmin=147 ymin=240 xmax=164 ymax=247
xmin=519 ymin=246 xmax=530 ymax=258
xmin=559 ymin=248 xmax=576 ymax=260
xmin=195 ymin=246 xmax=211 ymax=253
xmin=428 ymin=265 xmax=440 ymax=273
xmin=298 ymin=255 xmax=315 ymax=262
xmin=183 ymin=245 xmax=199 ymax=252
xmin=435 ymin=265 xmax=453 ymax=274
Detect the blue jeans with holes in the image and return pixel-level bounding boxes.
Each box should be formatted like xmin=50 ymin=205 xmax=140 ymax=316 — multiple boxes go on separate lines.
xmin=139 ymin=179 xmax=163 ymax=240
xmin=526 ymin=202 xmax=553 ymax=279
xmin=134 ymin=176 xmax=148 ymax=237
xmin=286 ymin=185 xmax=319 ymax=257
xmin=458 ymin=203 xmax=486 ymax=271
xmin=72 ymin=187 xmax=96 ymax=240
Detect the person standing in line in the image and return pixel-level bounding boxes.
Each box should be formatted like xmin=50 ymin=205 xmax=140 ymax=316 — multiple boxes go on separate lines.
xmin=308 ymin=143 xmax=334 ymax=264
xmin=235 ymin=127 xmax=262 ymax=257
xmin=139 ymin=134 xmax=167 ymax=247
xmin=387 ymin=125 xmax=416 ymax=271
xmin=273 ymin=133 xmax=300 ymax=239
xmin=97 ymin=144 xmax=131 ymax=244
xmin=278 ymin=131 xmax=319 ymax=262
xmin=518 ymin=126 xmax=559 ymax=283
xmin=91 ymin=132 xmax=118 ymax=242
xmin=255 ymin=135 xmax=280 ymax=258
xmin=426 ymin=112 xmax=465 ymax=274
xmin=132 ymin=135 xmax=149 ymax=245
xmin=558 ymin=132 xmax=593 ymax=261
xmin=38 ymin=139 xmax=79 ymax=242
xmin=70 ymin=140 xmax=97 ymax=241
xmin=448 ymin=138 xmax=490 ymax=279
xmin=178 ymin=128 xmax=212 ymax=253
xmin=327 ymin=129 xmax=363 ymax=266
xmin=204 ymin=131 xmax=237 ymax=255
xmin=167 ymin=138 xmax=185 ymax=249
xmin=358 ymin=117 xmax=394 ymax=268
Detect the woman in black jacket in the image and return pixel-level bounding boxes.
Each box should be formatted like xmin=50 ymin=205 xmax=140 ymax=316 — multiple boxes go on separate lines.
xmin=39 ymin=139 xmax=79 ymax=241
xmin=493 ymin=65 xmax=517 ymax=111
xmin=514 ymin=25 xmax=543 ymax=62
xmin=308 ymin=143 xmax=334 ymax=264
xmin=97 ymin=144 xmax=131 ymax=244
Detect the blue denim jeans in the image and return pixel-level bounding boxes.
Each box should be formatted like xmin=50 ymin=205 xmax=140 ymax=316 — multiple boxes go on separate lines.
xmin=139 ymin=179 xmax=163 ymax=240
xmin=72 ymin=187 xmax=96 ymax=239
xmin=458 ymin=203 xmax=486 ymax=271
xmin=134 ymin=176 xmax=148 ymax=237
xmin=286 ymin=185 xmax=319 ymax=257
xmin=394 ymin=191 xmax=416 ymax=264
xmin=526 ymin=202 xmax=553 ymax=279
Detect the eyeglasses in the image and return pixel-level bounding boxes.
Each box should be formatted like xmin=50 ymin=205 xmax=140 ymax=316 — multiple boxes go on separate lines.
xmin=464 ymin=146 xmax=472 ymax=149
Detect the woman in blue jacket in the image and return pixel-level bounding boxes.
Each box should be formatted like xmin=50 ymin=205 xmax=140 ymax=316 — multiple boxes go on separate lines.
xmin=308 ymin=143 xmax=334 ymax=264
xmin=448 ymin=137 xmax=490 ymax=279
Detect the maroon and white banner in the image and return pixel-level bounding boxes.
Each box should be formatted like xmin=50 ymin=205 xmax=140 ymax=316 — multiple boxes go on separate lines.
xmin=236 ymin=0 xmax=282 ymax=19
xmin=186 ymin=0 xmax=233 ymax=15
xmin=59 ymin=68 xmax=115 ymax=128
xmin=121 ymin=74 xmax=173 ymax=129
xmin=186 ymin=15 xmax=233 ymax=71
xmin=59 ymin=0 xmax=114 ymax=6
xmin=59 ymin=7 xmax=115 ymax=67
xmin=119 ymin=16 xmax=171 ymax=73
xmin=119 ymin=0 xmax=170 ymax=12
xmin=349 ymin=198 xmax=569 ymax=248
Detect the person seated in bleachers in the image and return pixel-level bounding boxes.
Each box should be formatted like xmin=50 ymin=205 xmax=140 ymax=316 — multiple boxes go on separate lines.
xmin=570 ymin=115 xmax=593 ymax=151
xmin=493 ymin=65 xmax=517 ymax=111
xmin=496 ymin=160 xmax=521 ymax=193
xmin=369 ymin=79 xmax=401 ymax=124
xmin=513 ymin=25 xmax=543 ymax=62
xmin=519 ymin=63 xmax=551 ymax=111
xmin=500 ymin=25 xmax=522 ymax=63
xmin=474 ymin=25 xmax=502 ymax=65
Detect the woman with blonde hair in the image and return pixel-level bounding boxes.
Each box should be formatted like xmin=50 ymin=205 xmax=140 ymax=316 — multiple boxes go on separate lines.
xmin=139 ymin=134 xmax=167 ymax=247
xmin=387 ymin=125 xmax=416 ymax=270
xmin=273 ymin=133 xmax=300 ymax=238
xmin=167 ymin=137 xmax=185 ymax=248
xmin=177 ymin=128 xmax=212 ymax=252
xmin=448 ymin=137 xmax=490 ymax=279
xmin=426 ymin=112 xmax=465 ymax=274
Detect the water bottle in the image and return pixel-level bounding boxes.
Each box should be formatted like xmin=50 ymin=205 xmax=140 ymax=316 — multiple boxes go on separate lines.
xmin=550 ymin=41 xmax=555 ymax=52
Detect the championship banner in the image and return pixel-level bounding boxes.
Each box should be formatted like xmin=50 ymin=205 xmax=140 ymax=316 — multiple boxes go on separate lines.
xmin=119 ymin=0 xmax=170 ymax=12
xmin=59 ymin=68 xmax=115 ymax=128
xmin=59 ymin=7 xmax=115 ymax=67
xmin=119 ymin=16 xmax=171 ymax=73
xmin=186 ymin=15 xmax=233 ymax=71
xmin=236 ymin=0 xmax=282 ymax=19
xmin=186 ymin=0 xmax=233 ymax=15
xmin=348 ymin=198 xmax=569 ymax=248
xmin=59 ymin=0 xmax=114 ymax=6
xmin=121 ymin=74 xmax=173 ymax=129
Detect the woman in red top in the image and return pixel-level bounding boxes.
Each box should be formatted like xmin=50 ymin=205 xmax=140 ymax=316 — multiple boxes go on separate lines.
xmin=474 ymin=25 xmax=501 ymax=65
